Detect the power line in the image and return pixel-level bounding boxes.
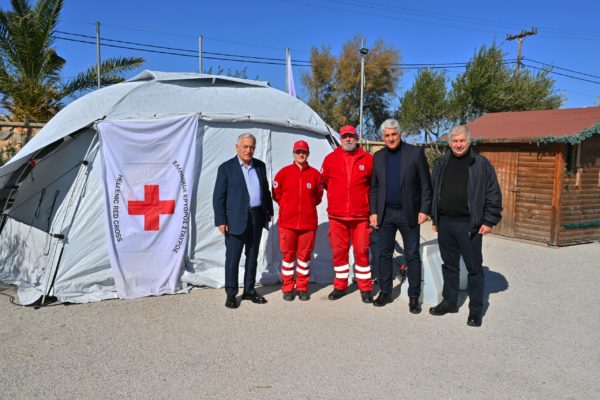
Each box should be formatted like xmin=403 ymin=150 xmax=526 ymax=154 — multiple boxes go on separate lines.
xmin=566 ymin=90 xmax=599 ymax=99
xmin=317 ymin=0 xmax=600 ymax=41
xmin=281 ymin=0 xmax=508 ymax=36
xmin=322 ymin=0 xmax=525 ymax=31
xmin=522 ymin=63 xmax=600 ymax=85
xmin=400 ymin=62 xmax=477 ymax=66
xmin=398 ymin=64 xmax=497 ymax=70
xmin=54 ymin=30 xmax=599 ymax=86
xmin=397 ymin=59 xmax=518 ymax=67
xmin=56 ymin=36 xmax=195 ymax=58
xmin=56 ymin=31 xmax=312 ymax=64
xmin=55 ymin=36 xmax=306 ymax=66
xmin=57 ymin=29 xmax=512 ymax=70
xmin=524 ymin=58 xmax=600 ymax=80
xmin=63 ymin=11 xmax=600 ymax=45
xmin=62 ymin=18 xmax=313 ymax=54
xmin=57 ymin=30 xmax=197 ymax=53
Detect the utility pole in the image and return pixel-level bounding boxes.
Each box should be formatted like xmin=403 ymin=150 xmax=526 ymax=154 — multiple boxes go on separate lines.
xmin=198 ymin=35 xmax=203 ymax=74
xmin=96 ymin=22 xmax=101 ymax=89
xmin=359 ymin=37 xmax=368 ymax=143
xmin=506 ymin=27 xmax=538 ymax=74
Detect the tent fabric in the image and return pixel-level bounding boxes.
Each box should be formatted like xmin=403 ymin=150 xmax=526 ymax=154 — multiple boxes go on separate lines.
xmin=6 ymin=71 xmax=331 ymax=167
xmin=0 ymin=71 xmax=338 ymax=304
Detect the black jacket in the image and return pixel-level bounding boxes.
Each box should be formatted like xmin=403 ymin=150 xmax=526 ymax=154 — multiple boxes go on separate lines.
xmin=431 ymin=148 xmax=502 ymax=233
xmin=370 ymin=143 xmax=432 ymax=228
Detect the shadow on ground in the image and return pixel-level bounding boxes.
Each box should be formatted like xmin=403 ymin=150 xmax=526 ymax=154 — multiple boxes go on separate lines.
xmin=457 ymin=267 xmax=509 ymax=315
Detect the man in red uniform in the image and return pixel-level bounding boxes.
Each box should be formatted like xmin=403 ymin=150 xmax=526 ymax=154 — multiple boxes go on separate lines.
xmin=321 ymin=125 xmax=374 ymax=303
xmin=272 ymin=140 xmax=323 ymax=301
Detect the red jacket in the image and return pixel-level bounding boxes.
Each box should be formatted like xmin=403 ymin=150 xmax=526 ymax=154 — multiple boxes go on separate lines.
xmin=321 ymin=146 xmax=373 ymax=220
xmin=273 ymin=163 xmax=323 ymax=230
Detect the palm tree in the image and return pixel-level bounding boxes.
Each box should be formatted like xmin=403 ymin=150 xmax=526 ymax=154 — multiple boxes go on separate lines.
xmin=0 ymin=0 xmax=144 ymax=122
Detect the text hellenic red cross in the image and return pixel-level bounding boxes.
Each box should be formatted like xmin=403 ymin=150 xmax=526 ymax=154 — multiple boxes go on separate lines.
xmin=128 ymin=185 xmax=175 ymax=231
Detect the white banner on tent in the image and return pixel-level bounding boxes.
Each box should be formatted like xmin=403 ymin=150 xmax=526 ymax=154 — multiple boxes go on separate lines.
xmin=98 ymin=115 xmax=197 ymax=299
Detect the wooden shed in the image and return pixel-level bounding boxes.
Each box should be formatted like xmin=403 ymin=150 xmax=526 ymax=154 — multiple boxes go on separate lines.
xmin=466 ymin=107 xmax=600 ymax=246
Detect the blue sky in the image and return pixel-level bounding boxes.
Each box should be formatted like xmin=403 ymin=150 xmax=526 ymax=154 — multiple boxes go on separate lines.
xmin=3 ymin=0 xmax=600 ymax=110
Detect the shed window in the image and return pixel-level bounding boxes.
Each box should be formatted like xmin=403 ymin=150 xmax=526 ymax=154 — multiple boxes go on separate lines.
xmin=566 ymin=144 xmax=574 ymax=174
xmin=566 ymin=143 xmax=583 ymax=189
xmin=575 ymin=143 xmax=583 ymax=189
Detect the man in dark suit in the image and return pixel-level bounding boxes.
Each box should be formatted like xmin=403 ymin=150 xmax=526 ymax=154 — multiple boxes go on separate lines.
xmin=213 ymin=133 xmax=274 ymax=309
xmin=369 ymin=118 xmax=432 ymax=312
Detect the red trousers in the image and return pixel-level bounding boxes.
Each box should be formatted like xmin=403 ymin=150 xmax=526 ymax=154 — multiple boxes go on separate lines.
xmin=279 ymin=227 xmax=316 ymax=292
xmin=328 ymin=218 xmax=373 ymax=291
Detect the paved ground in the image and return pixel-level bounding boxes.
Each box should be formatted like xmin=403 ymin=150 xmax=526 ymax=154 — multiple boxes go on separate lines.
xmin=1 ymin=224 xmax=599 ymax=399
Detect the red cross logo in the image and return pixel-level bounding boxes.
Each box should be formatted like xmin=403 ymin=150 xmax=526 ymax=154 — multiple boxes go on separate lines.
xmin=128 ymin=185 xmax=175 ymax=231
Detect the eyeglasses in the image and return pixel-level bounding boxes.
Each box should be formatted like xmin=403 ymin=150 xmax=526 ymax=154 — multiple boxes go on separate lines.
xmin=341 ymin=134 xmax=356 ymax=139
xmin=294 ymin=150 xmax=308 ymax=155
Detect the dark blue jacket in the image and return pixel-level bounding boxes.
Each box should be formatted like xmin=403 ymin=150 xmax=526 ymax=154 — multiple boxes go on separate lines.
xmin=370 ymin=142 xmax=433 ymax=228
xmin=212 ymin=156 xmax=274 ymax=235
xmin=431 ymin=148 xmax=502 ymax=233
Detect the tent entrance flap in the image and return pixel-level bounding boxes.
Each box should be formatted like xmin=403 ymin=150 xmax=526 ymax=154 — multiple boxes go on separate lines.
xmin=0 ymin=132 xmax=99 ymax=305
xmin=0 ymin=217 xmax=58 ymax=304
xmin=3 ymin=130 xmax=96 ymax=233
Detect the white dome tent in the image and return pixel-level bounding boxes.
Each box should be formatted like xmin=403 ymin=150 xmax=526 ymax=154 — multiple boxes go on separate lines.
xmin=0 ymin=71 xmax=337 ymax=304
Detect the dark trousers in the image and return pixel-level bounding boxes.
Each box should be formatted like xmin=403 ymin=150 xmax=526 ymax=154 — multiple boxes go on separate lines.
xmin=438 ymin=217 xmax=484 ymax=315
xmin=378 ymin=208 xmax=421 ymax=298
xmin=370 ymin=229 xmax=380 ymax=281
xmin=224 ymin=211 xmax=265 ymax=296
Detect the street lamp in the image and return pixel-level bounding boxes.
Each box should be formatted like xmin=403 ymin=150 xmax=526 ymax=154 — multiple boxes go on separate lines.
xmin=359 ymin=41 xmax=369 ymax=143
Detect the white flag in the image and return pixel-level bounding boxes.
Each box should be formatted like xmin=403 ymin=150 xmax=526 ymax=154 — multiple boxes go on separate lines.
xmin=286 ymin=50 xmax=297 ymax=97
xmin=98 ymin=115 xmax=197 ymax=299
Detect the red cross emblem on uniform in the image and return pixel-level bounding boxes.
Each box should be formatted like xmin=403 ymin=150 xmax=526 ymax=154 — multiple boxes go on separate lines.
xmin=128 ymin=185 xmax=175 ymax=231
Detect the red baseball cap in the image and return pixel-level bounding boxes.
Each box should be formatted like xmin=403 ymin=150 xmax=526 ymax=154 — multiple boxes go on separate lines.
xmin=339 ymin=125 xmax=357 ymax=136
xmin=293 ymin=140 xmax=309 ymax=152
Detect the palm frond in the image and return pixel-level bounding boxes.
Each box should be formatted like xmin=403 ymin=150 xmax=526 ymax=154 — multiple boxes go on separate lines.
xmin=62 ymin=56 xmax=144 ymax=97
xmin=9 ymin=0 xmax=32 ymax=17
xmin=0 ymin=0 xmax=143 ymax=122
xmin=32 ymin=0 xmax=62 ymax=54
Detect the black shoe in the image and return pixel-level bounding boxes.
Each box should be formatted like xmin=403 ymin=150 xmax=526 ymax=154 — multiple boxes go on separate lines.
xmin=225 ymin=295 xmax=238 ymax=309
xmin=328 ymin=289 xmax=346 ymax=300
xmin=467 ymin=314 xmax=482 ymax=327
xmin=297 ymin=291 xmax=310 ymax=301
xmin=360 ymin=291 xmax=373 ymax=303
xmin=282 ymin=292 xmax=294 ymax=301
xmin=373 ymin=292 xmax=393 ymax=307
xmin=409 ymin=297 xmax=422 ymax=314
xmin=241 ymin=291 xmax=267 ymax=304
xmin=429 ymin=301 xmax=458 ymax=316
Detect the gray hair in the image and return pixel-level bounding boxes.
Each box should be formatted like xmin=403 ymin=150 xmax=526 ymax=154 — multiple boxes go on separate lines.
xmin=380 ymin=118 xmax=400 ymax=133
xmin=237 ymin=132 xmax=256 ymax=145
xmin=448 ymin=125 xmax=471 ymax=142
xmin=380 ymin=118 xmax=404 ymax=138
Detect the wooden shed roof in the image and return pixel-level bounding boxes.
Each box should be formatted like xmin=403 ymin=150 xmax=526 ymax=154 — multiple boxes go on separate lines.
xmin=466 ymin=106 xmax=600 ymax=143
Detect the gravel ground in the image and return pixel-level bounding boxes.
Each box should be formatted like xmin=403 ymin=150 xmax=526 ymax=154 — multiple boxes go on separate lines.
xmin=1 ymin=223 xmax=599 ymax=400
